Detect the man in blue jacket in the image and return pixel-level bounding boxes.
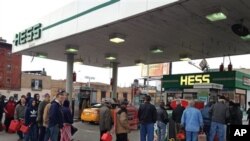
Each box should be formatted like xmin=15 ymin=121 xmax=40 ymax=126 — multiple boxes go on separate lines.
xmin=48 ymin=92 xmax=65 ymax=141
xmin=181 ymin=100 xmax=203 ymax=141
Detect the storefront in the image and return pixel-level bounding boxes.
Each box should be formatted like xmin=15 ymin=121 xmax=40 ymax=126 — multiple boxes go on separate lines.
xmin=162 ymin=71 xmax=250 ymax=109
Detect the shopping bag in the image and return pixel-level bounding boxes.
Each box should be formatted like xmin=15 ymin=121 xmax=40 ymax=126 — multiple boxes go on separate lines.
xmin=198 ymin=132 xmax=207 ymax=141
xmin=101 ymin=132 xmax=112 ymax=141
xmin=8 ymin=120 xmax=20 ymax=132
xmin=20 ymin=124 xmax=29 ymax=134
xmin=176 ymin=130 xmax=185 ymax=140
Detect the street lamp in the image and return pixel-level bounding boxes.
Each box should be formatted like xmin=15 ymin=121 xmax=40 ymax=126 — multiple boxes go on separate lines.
xmin=85 ymin=76 xmax=95 ymax=87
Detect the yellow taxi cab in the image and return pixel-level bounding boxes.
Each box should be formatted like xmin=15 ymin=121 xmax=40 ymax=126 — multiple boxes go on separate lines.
xmin=81 ymin=103 xmax=101 ymax=123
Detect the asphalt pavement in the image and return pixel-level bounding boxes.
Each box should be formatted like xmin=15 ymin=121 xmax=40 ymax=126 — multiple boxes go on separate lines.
xmin=0 ymin=121 xmax=140 ymax=141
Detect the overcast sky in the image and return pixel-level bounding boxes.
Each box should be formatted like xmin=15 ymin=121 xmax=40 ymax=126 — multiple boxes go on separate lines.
xmin=1 ymin=0 xmax=250 ymax=87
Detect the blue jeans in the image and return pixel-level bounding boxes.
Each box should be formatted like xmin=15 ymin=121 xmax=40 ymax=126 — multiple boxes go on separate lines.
xmin=44 ymin=127 xmax=50 ymax=141
xmin=140 ymin=123 xmax=154 ymax=141
xmin=157 ymin=121 xmax=166 ymax=141
xmin=24 ymin=124 xmax=38 ymax=141
xmin=209 ymin=122 xmax=225 ymax=141
xmin=49 ymin=125 xmax=60 ymax=141
xmin=186 ymin=131 xmax=198 ymax=141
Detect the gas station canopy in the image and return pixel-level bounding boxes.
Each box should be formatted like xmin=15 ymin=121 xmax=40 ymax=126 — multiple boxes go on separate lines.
xmin=12 ymin=0 xmax=250 ymax=67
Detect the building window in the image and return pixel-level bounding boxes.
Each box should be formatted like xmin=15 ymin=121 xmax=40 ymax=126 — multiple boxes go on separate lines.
xmin=7 ymin=64 xmax=11 ymax=71
xmin=6 ymin=78 xmax=11 ymax=84
xmin=101 ymin=91 xmax=106 ymax=99
xmin=123 ymin=92 xmax=128 ymax=99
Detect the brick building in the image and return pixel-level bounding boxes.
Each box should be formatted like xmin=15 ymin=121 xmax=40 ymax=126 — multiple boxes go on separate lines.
xmin=0 ymin=38 xmax=22 ymax=91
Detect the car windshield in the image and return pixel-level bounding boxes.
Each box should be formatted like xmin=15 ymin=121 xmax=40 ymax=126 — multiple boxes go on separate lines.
xmin=92 ymin=103 xmax=102 ymax=108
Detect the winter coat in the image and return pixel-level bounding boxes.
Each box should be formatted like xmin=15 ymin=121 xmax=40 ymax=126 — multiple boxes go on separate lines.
xmin=209 ymin=102 xmax=230 ymax=124
xmin=172 ymin=104 xmax=185 ymax=123
xmin=99 ymin=105 xmax=112 ymax=132
xmin=37 ymin=100 xmax=49 ymax=127
xmin=14 ymin=104 xmax=26 ymax=120
xmin=138 ymin=102 xmax=157 ymax=124
xmin=157 ymin=106 xmax=169 ymax=124
xmin=25 ymin=105 xmax=38 ymax=125
xmin=4 ymin=101 xmax=16 ymax=118
xmin=181 ymin=106 xmax=203 ymax=132
xmin=43 ymin=103 xmax=51 ymax=127
xmin=115 ymin=108 xmax=130 ymax=134
xmin=48 ymin=100 xmax=63 ymax=128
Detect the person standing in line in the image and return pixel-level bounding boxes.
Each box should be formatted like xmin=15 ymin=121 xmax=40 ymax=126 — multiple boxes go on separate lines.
xmin=0 ymin=95 xmax=6 ymax=131
xmin=99 ymin=99 xmax=113 ymax=141
xmin=172 ymin=99 xmax=185 ymax=135
xmin=37 ymin=93 xmax=50 ymax=141
xmin=209 ymin=96 xmax=230 ymax=141
xmin=138 ymin=95 xmax=157 ymax=141
xmin=43 ymin=99 xmax=53 ymax=141
xmin=14 ymin=97 xmax=26 ymax=141
xmin=24 ymin=99 xmax=38 ymax=141
xmin=48 ymin=92 xmax=64 ymax=141
xmin=247 ymin=101 xmax=250 ymax=125
xmin=34 ymin=93 xmax=41 ymax=108
xmin=201 ymin=102 xmax=213 ymax=141
xmin=4 ymin=96 xmax=16 ymax=132
xmin=156 ymin=101 xmax=169 ymax=141
xmin=181 ymin=100 xmax=203 ymax=141
xmin=115 ymin=100 xmax=130 ymax=141
xmin=60 ymin=100 xmax=73 ymax=141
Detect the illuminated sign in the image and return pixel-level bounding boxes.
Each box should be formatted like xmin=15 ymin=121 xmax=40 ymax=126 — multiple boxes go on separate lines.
xmin=180 ymin=74 xmax=210 ymax=86
xmin=13 ymin=23 xmax=42 ymax=46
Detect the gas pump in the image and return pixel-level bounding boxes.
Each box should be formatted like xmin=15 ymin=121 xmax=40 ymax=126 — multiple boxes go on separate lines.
xmin=78 ymin=86 xmax=92 ymax=119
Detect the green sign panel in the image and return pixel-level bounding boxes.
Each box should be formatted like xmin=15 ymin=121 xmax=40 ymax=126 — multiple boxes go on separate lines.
xmin=162 ymin=71 xmax=250 ymax=90
xmin=13 ymin=23 xmax=42 ymax=46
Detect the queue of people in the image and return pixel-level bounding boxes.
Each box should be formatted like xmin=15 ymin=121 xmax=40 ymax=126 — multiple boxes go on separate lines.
xmin=0 ymin=91 xmax=75 ymax=141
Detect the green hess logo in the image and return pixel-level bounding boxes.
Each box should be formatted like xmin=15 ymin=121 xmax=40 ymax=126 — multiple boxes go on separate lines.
xmin=13 ymin=23 xmax=42 ymax=46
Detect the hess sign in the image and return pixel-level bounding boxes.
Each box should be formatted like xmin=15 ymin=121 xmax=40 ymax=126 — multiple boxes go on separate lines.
xmin=13 ymin=23 xmax=42 ymax=46
xmin=180 ymin=74 xmax=210 ymax=86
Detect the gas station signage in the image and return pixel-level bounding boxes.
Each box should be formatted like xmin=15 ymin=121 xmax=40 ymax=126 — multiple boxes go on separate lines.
xmin=13 ymin=23 xmax=42 ymax=46
xmin=180 ymin=74 xmax=210 ymax=86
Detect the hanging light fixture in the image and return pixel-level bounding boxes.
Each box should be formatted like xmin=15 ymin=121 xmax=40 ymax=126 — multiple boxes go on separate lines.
xmin=36 ymin=52 xmax=48 ymax=58
xmin=105 ymin=53 xmax=117 ymax=60
xmin=228 ymin=56 xmax=232 ymax=71
xmin=74 ymin=56 xmax=84 ymax=65
xmin=65 ymin=45 xmax=79 ymax=53
xmin=109 ymin=33 xmax=125 ymax=44
xmin=135 ymin=59 xmax=145 ymax=66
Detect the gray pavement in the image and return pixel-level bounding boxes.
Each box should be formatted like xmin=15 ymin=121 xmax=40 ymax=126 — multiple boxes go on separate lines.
xmin=0 ymin=121 xmax=140 ymax=141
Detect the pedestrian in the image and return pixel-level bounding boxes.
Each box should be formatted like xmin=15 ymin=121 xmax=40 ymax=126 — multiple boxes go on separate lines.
xmin=26 ymin=92 xmax=32 ymax=107
xmin=14 ymin=97 xmax=26 ymax=141
xmin=156 ymin=101 xmax=169 ymax=141
xmin=4 ymin=96 xmax=16 ymax=132
xmin=172 ymin=99 xmax=185 ymax=135
xmin=247 ymin=101 xmax=250 ymax=125
xmin=201 ymin=102 xmax=213 ymax=141
xmin=229 ymin=102 xmax=243 ymax=125
xmin=37 ymin=93 xmax=50 ymax=141
xmin=209 ymin=96 xmax=230 ymax=141
xmin=24 ymin=99 xmax=38 ymax=141
xmin=99 ymin=99 xmax=113 ymax=141
xmin=43 ymin=99 xmax=52 ymax=141
xmin=115 ymin=99 xmax=130 ymax=141
xmin=181 ymin=100 xmax=203 ymax=141
xmin=138 ymin=95 xmax=157 ymax=141
xmin=34 ymin=93 xmax=41 ymax=108
xmin=48 ymin=92 xmax=64 ymax=141
xmin=60 ymin=100 xmax=73 ymax=141
xmin=0 ymin=95 xmax=6 ymax=131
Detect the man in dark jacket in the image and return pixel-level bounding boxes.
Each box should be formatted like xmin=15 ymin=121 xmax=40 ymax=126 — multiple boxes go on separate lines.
xmin=99 ymin=99 xmax=112 ymax=141
xmin=247 ymin=101 xmax=250 ymax=125
xmin=157 ymin=101 xmax=169 ymax=141
xmin=138 ymin=95 xmax=157 ymax=141
xmin=37 ymin=93 xmax=50 ymax=141
xmin=209 ymin=96 xmax=230 ymax=141
xmin=172 ymin=99 xmax=185 ymax=134
xmin=48 ymin=92 xmax=64 ymax=141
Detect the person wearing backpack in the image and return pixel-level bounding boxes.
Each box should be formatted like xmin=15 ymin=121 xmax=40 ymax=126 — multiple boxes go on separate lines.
xmin=156 ymin=101 xmax=169 ymax=141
